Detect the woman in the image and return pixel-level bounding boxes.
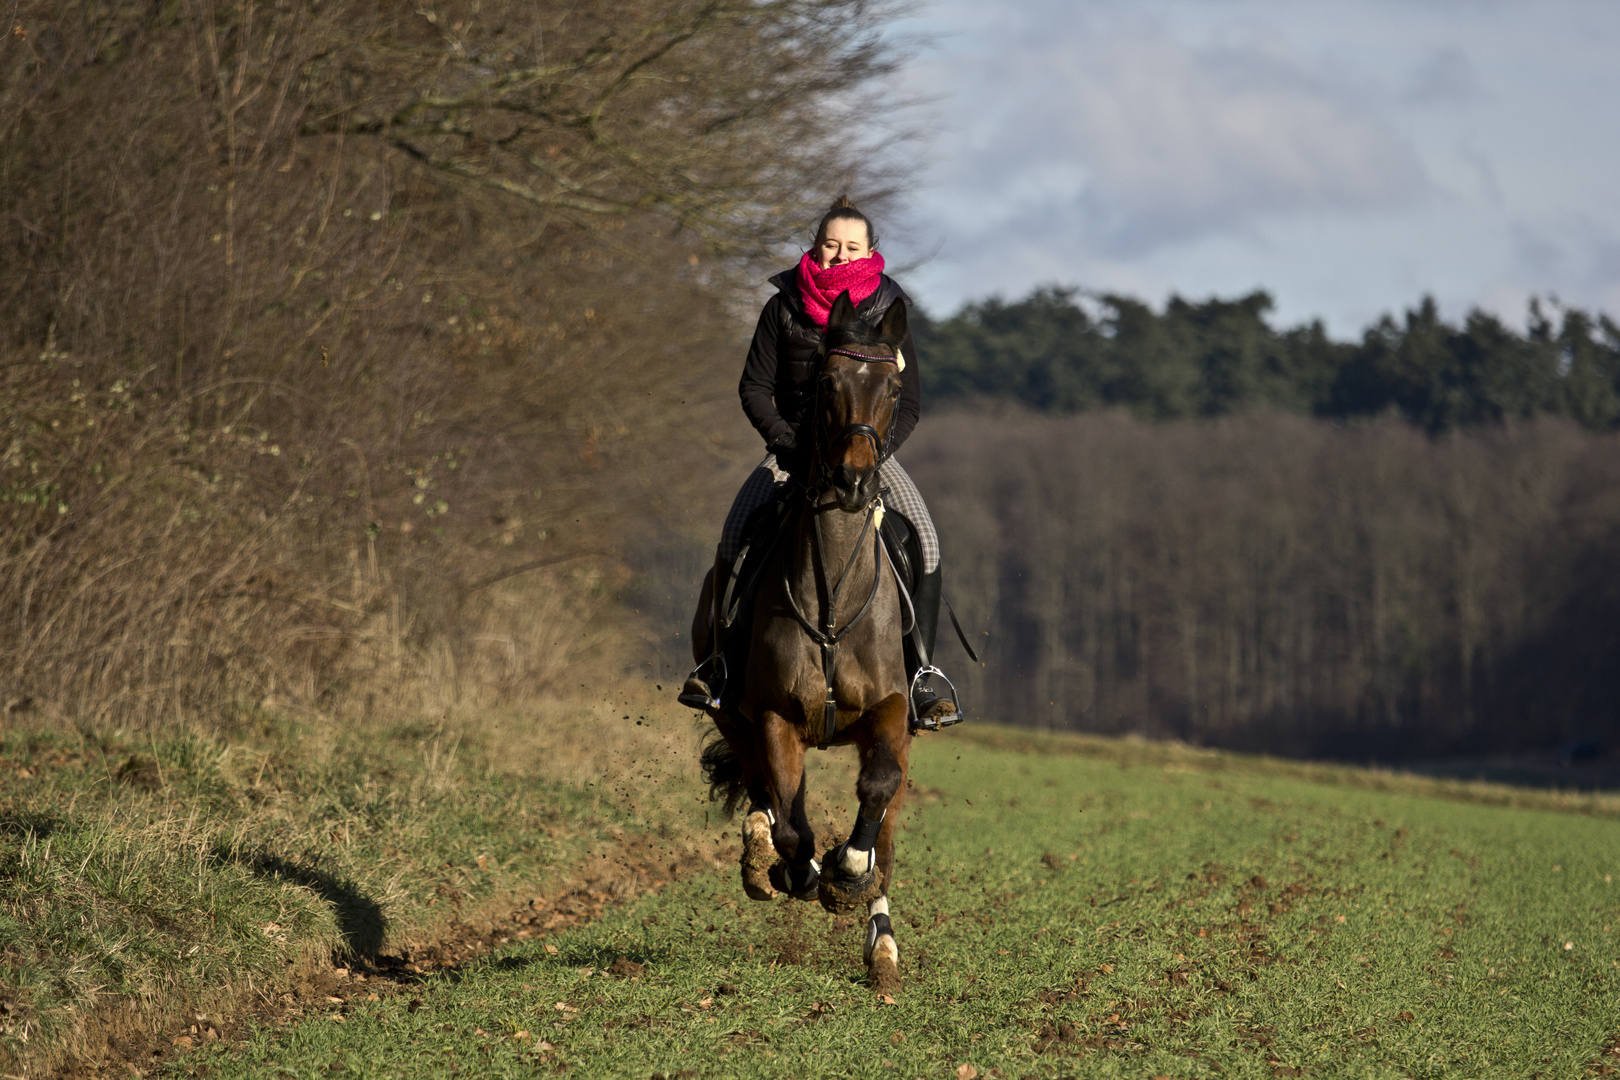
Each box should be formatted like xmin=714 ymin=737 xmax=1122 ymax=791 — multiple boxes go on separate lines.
xmin=680 ymin=196 xmax=956 ymax=725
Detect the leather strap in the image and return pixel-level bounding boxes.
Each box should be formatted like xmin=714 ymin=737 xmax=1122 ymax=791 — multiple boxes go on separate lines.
xmin=944 ymin=593 xmax=981 ymax=664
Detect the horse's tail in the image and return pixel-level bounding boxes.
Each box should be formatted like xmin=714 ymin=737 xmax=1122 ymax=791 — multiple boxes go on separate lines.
xmin=699 ymin=729 xmax=748 ymax=818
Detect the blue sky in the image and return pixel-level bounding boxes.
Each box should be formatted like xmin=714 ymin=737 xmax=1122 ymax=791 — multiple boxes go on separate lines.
xmin=882 ymin=0 xmax=1620 ymax=337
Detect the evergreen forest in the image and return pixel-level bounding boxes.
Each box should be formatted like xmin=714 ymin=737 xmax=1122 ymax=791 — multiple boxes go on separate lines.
xmin=916 ymin=287 xmax=1620 ymax=433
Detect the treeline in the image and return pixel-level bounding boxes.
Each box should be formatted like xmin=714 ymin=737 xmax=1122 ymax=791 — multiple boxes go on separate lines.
xmin=1 ymin=0 xmax=899 ymax=729
xmin=916 ymin=288 xmax=1620 ymax=433
xmin=904 ymin=409 xmax=1620 ymax=760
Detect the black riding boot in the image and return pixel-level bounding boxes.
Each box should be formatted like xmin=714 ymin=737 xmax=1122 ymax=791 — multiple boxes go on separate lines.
xmin=905 ymin=567 xmax=958 ymax=726
xmin=679 ymin=552 xmax=735 ymax=711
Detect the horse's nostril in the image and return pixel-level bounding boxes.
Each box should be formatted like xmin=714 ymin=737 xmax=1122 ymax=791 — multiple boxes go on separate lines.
xmin=834 ymin=465 xmax=860 ymax=491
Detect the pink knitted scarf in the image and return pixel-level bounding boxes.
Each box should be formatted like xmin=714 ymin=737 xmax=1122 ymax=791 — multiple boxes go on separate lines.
xmin=794 ymin=250 xmax=886 ymax=328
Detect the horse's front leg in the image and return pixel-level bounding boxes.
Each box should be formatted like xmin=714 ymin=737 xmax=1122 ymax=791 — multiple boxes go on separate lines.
xmin=759 ymin=708 xmax=820 ymax=901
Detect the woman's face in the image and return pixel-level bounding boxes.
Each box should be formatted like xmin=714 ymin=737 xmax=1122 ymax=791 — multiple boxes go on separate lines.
xmin=816 ymin=217 xmax=871 ymax=269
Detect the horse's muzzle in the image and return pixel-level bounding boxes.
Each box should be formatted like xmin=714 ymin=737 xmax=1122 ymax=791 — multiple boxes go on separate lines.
xmin=831 ymin=463 xmax=874 ymax=512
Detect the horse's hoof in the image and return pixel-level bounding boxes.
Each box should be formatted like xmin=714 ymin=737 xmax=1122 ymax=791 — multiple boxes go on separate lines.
xmin=868 ymin=953 xmax=902 ymax=995
xmin=865 ymin=913 xmax=901 ymax=994
xmin=817 ymin=846 xmax=882 ymax=913
xmin=768 ymin=859 xmax=820 ymax=901
xmin=740 ymin=810 xmax=776 ymax=901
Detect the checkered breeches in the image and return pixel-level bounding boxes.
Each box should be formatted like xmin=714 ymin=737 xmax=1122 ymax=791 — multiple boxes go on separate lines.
xmin=718 ymin=455 xmax=939 ymax=573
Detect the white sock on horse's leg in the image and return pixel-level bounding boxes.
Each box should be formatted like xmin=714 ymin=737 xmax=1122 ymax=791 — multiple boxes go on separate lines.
xmin=743 ymin=807 xmax=775 ymax=856
xmin=865 ymin=895 xmax=898 ymax=967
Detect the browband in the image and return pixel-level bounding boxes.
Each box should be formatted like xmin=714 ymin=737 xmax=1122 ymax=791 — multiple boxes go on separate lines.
xmin=826 ymin=347 xmax=900 ymax=365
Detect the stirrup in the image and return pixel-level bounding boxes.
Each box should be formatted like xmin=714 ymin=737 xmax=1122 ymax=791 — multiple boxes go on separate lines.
xmin=908 ymin=664 xmax=963 ymax=732
xmin=678 ymin=654 xmax=727 ymax=711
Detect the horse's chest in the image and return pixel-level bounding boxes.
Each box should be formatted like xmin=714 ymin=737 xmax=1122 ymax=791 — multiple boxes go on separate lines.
xmin=766 ymin=604 xmax=899 ymax=708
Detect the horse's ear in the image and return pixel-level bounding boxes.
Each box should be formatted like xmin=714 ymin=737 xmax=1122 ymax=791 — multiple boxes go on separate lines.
xmin=877 ymin=296 xmax=909 ymax=343
xmin=828 ymin=290 xmax=858 ymax=329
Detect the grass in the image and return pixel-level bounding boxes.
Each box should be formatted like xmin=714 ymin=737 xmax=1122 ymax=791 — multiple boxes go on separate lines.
xmin=0 ymin=686 xmax=728 ymax=1073
xmin=170 ymin=724 xmax=1620 ymax=1079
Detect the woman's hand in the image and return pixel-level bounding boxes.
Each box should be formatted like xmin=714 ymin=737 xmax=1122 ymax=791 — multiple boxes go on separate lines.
xmin=767 ymin=430 xmax=797 ymax=458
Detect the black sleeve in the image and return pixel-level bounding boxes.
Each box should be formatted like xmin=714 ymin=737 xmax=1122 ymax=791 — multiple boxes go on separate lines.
xmin=890 ymin=326 xmax=922 ymax=453
xmin=738 ymin=297 xmax=794 ymax=447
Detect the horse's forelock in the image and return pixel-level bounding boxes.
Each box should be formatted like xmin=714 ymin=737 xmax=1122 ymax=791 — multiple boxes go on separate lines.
xmin=823 ymin=317 xmax=899 ymax=354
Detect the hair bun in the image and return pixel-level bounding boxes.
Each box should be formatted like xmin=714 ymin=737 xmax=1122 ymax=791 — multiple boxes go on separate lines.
xmin=813 ymin=195 xmax=878 ymax=250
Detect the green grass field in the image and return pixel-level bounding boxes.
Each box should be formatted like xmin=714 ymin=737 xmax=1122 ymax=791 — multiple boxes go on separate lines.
xmin=175 ymin=728 xmax=1620 ymax=1079
xmin=0 ymin=693 xmax=725 ymax=1072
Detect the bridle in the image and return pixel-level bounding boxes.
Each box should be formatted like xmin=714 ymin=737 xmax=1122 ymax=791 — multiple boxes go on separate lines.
xmin=814 ymin=346 xmax=901 ymax=486
xmin=780 ymin=344 xmax=902 ymax=748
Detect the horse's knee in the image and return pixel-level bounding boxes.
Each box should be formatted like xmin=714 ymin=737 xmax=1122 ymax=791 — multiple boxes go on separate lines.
xmin=856 ymin=739 xmax=903 ymax=813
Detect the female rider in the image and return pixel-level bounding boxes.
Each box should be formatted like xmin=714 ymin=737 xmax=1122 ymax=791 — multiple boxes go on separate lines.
xmin=680 ymin=196 xmax=956 ymax=726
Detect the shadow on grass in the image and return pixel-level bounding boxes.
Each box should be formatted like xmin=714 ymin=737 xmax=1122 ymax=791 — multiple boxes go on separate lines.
xmin=0 ymin=814 xmax=63 ymax=839
xmin=213 ymin=846 xmax=386 ymax=958
xmin=427 ymin=942 xmax=684 ymax=985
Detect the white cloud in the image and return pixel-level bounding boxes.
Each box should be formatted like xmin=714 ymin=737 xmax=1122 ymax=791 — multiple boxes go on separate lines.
xmin=888 ymin=0 xmax=1620 ymax=333
xmin=911 ymin=14 xmax=1427 ymax=258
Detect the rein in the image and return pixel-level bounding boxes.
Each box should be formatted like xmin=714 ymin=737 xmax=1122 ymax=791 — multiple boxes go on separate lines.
xmin=783 ymin=344 xmax=900 ymax=748
xmin=780 ymin=496 xmax=887 ymax=749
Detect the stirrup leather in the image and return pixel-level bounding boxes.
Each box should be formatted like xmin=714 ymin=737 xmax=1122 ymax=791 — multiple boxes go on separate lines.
xmin=908 ymin=664 xmax=963 ymax=732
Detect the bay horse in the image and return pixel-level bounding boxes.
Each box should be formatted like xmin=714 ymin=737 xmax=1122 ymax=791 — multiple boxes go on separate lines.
xmin=694 ymin=289 xmax=913 ymax=994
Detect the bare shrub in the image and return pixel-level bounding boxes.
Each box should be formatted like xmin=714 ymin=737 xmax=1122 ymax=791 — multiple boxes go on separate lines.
xmin=0 ymin=0 xmax=906 ymax=729
xmin=906 ymin=407 xmax=1620 ymax=758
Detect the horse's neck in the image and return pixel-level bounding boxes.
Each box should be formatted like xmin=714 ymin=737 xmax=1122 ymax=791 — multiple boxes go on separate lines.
xmin=790 ymin=502 xmax=878 ymax=624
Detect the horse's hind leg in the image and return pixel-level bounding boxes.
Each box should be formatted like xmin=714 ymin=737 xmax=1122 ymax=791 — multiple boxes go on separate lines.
xmin=825 ymin=693 xmax=911 ymax=993
xmin=759 ymin=709 xmax=820 ymax=901
xmin=712 ymin=713 xmax=777 ymax=902
xmin=864 ymin=787 xmax=907 ymax=996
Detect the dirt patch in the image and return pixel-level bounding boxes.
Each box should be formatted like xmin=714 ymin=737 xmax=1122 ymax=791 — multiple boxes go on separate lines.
xmin=770 ymin=902 xmax=812 ymax=967
xmin=608 ymin=956 xmax=647 ymax=980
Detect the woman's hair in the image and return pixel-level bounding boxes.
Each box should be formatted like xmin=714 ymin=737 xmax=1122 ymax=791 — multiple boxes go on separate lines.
xmin=812 ymin=195 xmax=878 ymax=251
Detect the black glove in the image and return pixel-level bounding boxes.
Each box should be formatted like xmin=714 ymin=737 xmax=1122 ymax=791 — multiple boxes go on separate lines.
xmin=766 ymin=430 xmax=797 ymax=458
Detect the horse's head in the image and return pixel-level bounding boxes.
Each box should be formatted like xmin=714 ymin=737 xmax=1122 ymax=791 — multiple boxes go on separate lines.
xmin=815 ymin=290 xmax=908 ymax=513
